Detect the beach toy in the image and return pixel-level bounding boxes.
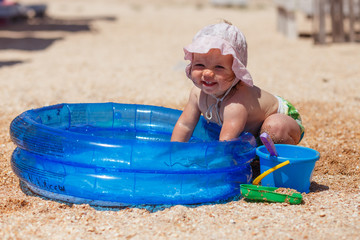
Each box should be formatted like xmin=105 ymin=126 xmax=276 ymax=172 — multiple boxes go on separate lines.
xmin=10 ymin=103 xmax=256 ymax=206
xmin=252 ymin=132 xmax=289 ymax=185
xmin=252 ymin=160 xmax=289 ymax=185
xmin=240 ymin=133 xmax=301 ymax=204
xmin=240 ymin=160 xmax=301 ymax=204
xmin=256 ymin=144 xmax=320 ymax=193
xmin=259 ymin=132 xmax=278 ymax=156
xmin=240 ymin=184 xmax=303 ymax=204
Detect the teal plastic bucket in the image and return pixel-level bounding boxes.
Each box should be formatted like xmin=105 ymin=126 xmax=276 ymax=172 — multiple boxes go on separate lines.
xmin=256 ymin=144 xmax=320 ymax=193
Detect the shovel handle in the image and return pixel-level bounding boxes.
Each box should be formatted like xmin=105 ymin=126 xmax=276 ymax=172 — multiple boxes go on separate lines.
xmin=260 ymin=132 xmax=278 ymax=156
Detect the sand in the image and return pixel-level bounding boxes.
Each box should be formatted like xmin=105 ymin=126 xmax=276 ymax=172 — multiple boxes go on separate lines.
xmin=0 ymin=0 xmax=359 ymax=239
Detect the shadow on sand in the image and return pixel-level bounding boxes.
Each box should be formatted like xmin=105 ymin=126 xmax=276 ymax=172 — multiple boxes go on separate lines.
xmin=0 ymin=36 xmax=62 ymax=51
xmin=0 ymin=60 xmax=26 ymax=67
xmin=0 ymin=15 xmax=116 ymax=68
xmin=309 ymin=181 xmax=329 ymax=192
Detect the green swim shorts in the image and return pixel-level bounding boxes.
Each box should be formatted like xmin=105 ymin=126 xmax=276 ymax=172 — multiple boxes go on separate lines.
xmin=276 ymin=96 xmax=305 ymax=141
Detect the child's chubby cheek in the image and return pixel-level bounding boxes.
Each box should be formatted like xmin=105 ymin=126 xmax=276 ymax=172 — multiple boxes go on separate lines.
xmin=190 ymin=72 xmax=202 ymax=87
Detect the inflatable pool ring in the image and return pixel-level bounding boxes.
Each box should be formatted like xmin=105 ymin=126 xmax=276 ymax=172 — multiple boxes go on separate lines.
xmin=10 ymin=103 xmax=256 ymax=206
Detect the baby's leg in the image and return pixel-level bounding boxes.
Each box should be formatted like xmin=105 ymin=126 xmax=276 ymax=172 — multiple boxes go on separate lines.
xmin=260 ymin=113 xmax=301 ymax=144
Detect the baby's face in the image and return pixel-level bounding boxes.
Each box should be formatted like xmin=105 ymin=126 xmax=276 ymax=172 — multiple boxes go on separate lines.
xmin=191 ymin=49 xmax=235 ymax=97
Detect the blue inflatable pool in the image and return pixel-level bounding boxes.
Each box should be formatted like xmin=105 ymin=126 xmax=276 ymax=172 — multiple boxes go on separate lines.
xmin=10 ymin=103 xmax=256 ymax=206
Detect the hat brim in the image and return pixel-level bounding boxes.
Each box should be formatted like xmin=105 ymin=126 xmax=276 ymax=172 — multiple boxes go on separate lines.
xmin=184 ymin=36 xmax=253 ymax=87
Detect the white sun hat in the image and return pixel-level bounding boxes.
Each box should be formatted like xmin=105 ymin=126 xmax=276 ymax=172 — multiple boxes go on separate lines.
xmin=184 ymin=22 xmax=253 ymax=87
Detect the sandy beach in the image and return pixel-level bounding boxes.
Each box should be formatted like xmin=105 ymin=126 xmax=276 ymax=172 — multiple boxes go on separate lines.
xmin=0 ymin=0 xmax=359 ymax=239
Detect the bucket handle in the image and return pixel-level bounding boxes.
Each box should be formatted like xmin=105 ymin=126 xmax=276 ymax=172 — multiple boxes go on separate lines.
xmin=252 ymin=160 xmax=290 ymax=185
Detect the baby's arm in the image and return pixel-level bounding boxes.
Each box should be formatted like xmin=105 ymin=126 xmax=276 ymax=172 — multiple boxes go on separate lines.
xmin=171 ymin=87 xmax=201 ymax=142
xmin=219 ymin=102 xmax=247 ymax=141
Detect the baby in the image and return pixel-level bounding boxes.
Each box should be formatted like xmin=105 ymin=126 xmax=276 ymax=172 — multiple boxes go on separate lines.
xmin=171 ymin=22 xmax=304 ymax=144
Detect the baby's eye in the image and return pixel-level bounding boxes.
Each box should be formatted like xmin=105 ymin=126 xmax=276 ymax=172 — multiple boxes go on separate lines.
xmin=215 ymin=65 xmax=225 ymax=69
xmin=194 ymin=63 xmax=205 ymax=67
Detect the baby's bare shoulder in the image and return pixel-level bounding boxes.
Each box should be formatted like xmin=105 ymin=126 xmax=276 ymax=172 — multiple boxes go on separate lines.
xmin=256 ymin=88 xmax=278 ymax=112
xmin=231 ymin=85 xmax=278 ymax=113
xmin=190 ymin=86 xmax=201 ymax=97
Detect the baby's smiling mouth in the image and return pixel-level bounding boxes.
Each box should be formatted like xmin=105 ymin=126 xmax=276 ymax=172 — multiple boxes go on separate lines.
xmin=202 ymin=81 xmax=216 ymax=87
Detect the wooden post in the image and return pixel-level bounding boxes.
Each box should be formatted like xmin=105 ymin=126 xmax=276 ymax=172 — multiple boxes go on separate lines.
xmin=331 ymin=0 xmax=345 ymax=42
xmin=314 ymin=0 xmax=327 ymax=44
xmin=348 ymin=0 xmax=355 ymax=42
xmin=275 ymin=0 xmax=298 ymax=39
xmin=285 ymin=8 xmax=298 ymax=39
xmin=284 ymin=0 xmax=298 ymax=39
xmin=277 ymin=5 xmax=286 ymax=35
